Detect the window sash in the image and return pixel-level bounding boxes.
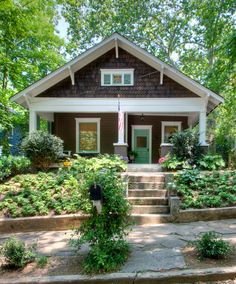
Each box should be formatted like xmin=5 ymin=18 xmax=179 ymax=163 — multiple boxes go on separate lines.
xmin=161 ymin=121 xmax=182 ymax=144
xmin=101 ymin=69 xmax=134 ymax=86
xmin=75 ymin=118 xmax=101 ymax=153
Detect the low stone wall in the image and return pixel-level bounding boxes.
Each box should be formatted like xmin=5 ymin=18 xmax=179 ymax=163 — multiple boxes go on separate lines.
xmin=1 ymin=207 xmax=236 ymax=234
xmin=175 ymin=206 xmax=236 ymax=223
xmin=0 ymin=214 xmax=88 ymax=234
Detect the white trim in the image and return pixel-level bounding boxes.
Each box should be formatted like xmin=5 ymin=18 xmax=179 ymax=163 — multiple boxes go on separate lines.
xmin=125 ymin=112 xmax=128 ymax=143
xmin=160 ymin=65 xmax=164 ymax=85
xmin=30 ymin=97 xmax=205 ymax=113
xmin=10 ymin=33 xmax=224 ymax=107
xmin=101 ymin=69 xmax=134 ymax=86
xmin=131 ymin=125 xmax=152 ymax=164
xmin=115 ymin=38 xmax=119 ymax=58
xmin=161 ymin=121 xmax=182 ymax=144
xmin=29 ymin=110 xmax=37 ymax=133
xmin=75 ymin=118 xmax=101 ymax=154
xmin=68 ymin=66 xmax=75 ymax=85
xmin=199 ymin=111 xmax=206 ymax=145
xmin=23 ymin=94 xmax=31 ymax=108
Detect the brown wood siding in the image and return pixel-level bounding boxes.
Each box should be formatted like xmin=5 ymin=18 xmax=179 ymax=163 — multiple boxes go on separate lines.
xmin=128 ymin=115 xmax=188 ymax=162
xmin=54 ymin=113 xmax=188 ymax=161
xmin=54 ymin=113 xmax=118 ymax=154
xmin=38 ymin=48 xmax=198 ymax=98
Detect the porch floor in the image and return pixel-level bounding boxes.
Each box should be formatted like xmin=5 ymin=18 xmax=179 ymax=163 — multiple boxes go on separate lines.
xmin=127 ymin=164 xmax=162 ymax=172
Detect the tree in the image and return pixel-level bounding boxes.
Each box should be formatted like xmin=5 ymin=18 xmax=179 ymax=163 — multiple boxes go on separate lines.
xmin=0 ymin=0 xmax=66 ymax=154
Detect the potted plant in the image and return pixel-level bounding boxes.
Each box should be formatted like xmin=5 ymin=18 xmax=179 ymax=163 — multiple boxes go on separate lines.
xmin=128 ymin=150 xmax=138 ymax=162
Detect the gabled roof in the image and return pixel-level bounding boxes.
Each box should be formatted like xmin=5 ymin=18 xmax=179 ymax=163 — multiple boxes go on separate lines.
xmin=11 ymin=33 xmax=224 ymax=109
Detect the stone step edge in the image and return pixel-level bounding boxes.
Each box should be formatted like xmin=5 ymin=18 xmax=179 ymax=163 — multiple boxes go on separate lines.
xmin=127 ymin=197 xmax=168 ymax=200
xmin=131 ymin=213 xmax=171 ymax=217
xmin=131 ymin=205 xmax=169 ymax=208
xmin=128 ymin=189 xmax=167 ymax=192
xmin=1 ymin=265 xmax=235 ymax=284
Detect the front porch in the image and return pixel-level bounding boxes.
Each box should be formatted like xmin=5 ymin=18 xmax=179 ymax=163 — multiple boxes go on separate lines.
xmin=28 ymin=97 xmax=208 ymax=163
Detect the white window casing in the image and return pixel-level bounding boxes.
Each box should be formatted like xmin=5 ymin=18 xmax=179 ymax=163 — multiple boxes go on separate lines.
xmin=101 ymin=69 xmax=134 ymax=86
xmin=75 ymin=118 xmax=101 ymax=153
xmin=161 ymin=121 xmax=182 ymax=145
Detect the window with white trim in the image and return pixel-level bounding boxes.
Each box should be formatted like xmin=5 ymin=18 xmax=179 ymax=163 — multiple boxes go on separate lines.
xmin=161 ymin=121 xmax=182 ymax=144
xmin=101 ymin=69 xmax=134 ymax=86
xmin=75 ymin=118 xmax=101 ymax=153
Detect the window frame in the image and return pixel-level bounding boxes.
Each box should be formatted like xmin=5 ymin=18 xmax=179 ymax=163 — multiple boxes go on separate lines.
xmin=100 ymin=69 xmax=134 ymax=86
xmin=161 ymin=121 xmax=182 ymax=145
xmin=75 ymin=118 xmax=101 ymax=153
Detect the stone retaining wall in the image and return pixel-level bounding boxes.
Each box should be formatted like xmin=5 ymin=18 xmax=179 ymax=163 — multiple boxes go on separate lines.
xmin=1 ymin=207 xmax=236 ymax=233
xmin=0 ymin=214 xmax=88 ymax=234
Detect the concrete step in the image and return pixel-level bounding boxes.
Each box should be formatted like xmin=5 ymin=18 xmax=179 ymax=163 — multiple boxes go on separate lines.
xmin=128 ymin=189 xmax=167 ymax=198
xmin=131 ymin=205 xmax=170 ymax=214
xmin=128 ymin=174 xmax=165 ymax=183
xmin=131 ymin=214 xmax=172 ymax=225
xmin=127 ymin=164 xmax=162 ymax=172
xmin=127 ymin=197 xmax=168 ymax=205
xmin=129 ymin=182 xmax=165 ymax=190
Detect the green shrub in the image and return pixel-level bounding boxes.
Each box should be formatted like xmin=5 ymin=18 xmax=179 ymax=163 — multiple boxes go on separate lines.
xmin=83 ymin=239 xmax=129 ymax=273
xmin=36 ymin=255 xmax=48 ymax=268
xmin=21 ymin=131 xmax=63 ymax=170
xmin=191 ymin=231 xmax=232 ymax=259
xmin=199 ymin=154 xmax=225 ymax=170
xmin=171 ymin=129 xmax=204 ymax=165
xmin=0 ymin=155 xmax=31 ymax=182
xmin=70 ymin=165 xmax=130 ymax=274
xmin=160 ymin=154 xmax=183 ymax=170
xmin=0 ymin=237 xmax=36 ymax=268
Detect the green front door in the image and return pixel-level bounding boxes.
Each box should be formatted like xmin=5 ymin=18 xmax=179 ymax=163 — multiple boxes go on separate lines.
xmin=133 ymin=129 xmax=150 ymax=163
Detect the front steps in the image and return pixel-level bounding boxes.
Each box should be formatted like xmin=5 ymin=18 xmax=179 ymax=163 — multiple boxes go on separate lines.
xmin=127 ymin=171 xmax=171 ymax=224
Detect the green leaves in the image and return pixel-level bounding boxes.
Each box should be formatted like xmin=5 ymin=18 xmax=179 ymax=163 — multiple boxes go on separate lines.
xmin=175 ymin=170 xmax=236 ymax=209
xmin=68 ymin=155 xmax=130 ymax=274
xmin=191 ymin=231 xmax=232 ymax=260
xmin=21 ymin=131 xmax=64 ymax=170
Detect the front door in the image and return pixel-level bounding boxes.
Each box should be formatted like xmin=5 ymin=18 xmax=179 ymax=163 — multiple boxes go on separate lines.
xmin=133 ymin=128 xmax=150 ymax=163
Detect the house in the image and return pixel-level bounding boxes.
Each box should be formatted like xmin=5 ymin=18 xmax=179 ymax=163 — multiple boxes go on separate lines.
xmin=10 ymin=33 xmax=224 ymax=163
xmin=0 ymin=104 xmax=24 ymax=156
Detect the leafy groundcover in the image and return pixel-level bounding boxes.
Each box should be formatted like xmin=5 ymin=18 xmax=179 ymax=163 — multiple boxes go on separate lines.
xmin=175 ymin=170 xmax=236 ymax=209
xmin=0 ymin=155 xmax=127 ymax=218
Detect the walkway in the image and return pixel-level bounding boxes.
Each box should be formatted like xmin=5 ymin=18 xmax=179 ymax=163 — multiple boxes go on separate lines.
xmin=0 ymin=219 xmax=236 ymax=283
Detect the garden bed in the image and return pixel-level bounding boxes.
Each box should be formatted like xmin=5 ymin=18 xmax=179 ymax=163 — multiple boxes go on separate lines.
xmin=0 ymin=172 xmax=90 ymax=218
xmin=175 ymin=170 xmax=236 ymax=210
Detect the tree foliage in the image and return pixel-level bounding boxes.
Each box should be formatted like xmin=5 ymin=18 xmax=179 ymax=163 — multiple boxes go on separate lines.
xmin=0 ymin=0 xmax=66 ymax=153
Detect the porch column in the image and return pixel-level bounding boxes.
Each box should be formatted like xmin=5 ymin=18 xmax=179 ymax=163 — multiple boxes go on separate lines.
xmin=113 ymin=111 xmax=128 ymax=158
xmin=118 ymin=111 xmax=125 ymax=144
xmin=199 ymin=111 xmax=207 ymax=145
xmin=29 ymin=110 xmax=37 ymax=133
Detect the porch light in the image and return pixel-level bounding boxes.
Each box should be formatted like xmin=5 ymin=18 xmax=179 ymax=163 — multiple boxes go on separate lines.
xmin=140 ymin=113 xmax=144 ymax=121
xmin=89 ymin=183 xmax=103 ymax=214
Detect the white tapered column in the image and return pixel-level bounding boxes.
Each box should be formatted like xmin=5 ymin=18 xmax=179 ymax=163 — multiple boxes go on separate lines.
xmin=118 ymin=111 xmax=125 ymax=144
xmin=113 ymin=111 xmax=128 ymax=157
xmin=29 ymin=110 xmax=37 ymax=133
xmin=199 ymin=111 xmax=207 ymax=145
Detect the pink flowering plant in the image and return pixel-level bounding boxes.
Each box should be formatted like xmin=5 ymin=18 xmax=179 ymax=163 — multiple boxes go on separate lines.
xmin=159 ymin=154 xmax=183 ymax=170
xmin=158 ymin=156 xmax=167 ymax=164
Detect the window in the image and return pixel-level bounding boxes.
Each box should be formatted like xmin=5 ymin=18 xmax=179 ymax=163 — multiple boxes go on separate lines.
xmin=75 ymin=118 xmax=101 ymax=153
xmin=101 ymin=69 xmax=134 ymax=86
xmin=161 ymin=121 xmax=182 ymax=144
